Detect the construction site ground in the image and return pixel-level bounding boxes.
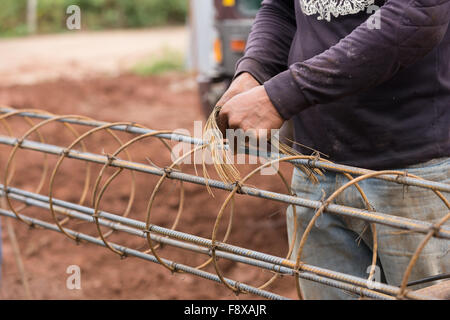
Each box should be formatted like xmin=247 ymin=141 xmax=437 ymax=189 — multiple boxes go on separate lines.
xmin=0 ymin=29 xmax=297 ymax=299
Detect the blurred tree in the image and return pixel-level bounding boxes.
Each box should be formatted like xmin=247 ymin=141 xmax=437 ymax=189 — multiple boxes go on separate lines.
xmin=27 ymin=0 xmax=38 ymax=34
xmin=0 ymin=0 xmax=187 ymax=37
xmin=0 ymin=1 xmax=28 ymax=37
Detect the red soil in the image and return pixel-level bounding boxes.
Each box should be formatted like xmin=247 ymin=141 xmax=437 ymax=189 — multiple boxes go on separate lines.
xmin=0 ymin=73 xmax=298 ymax=300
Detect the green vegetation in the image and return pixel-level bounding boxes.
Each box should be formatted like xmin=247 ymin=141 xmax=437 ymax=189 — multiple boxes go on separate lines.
xmin=0 ymin=1 xmax=28 ymax=37
xmin=0 ymin=0 xmax=188 ymax=37
xmin=131 ymin=49 xmax=185 ymax=76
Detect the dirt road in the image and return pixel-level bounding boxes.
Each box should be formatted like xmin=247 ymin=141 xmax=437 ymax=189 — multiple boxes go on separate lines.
xmin=0 ymin=27 xmax=188 ymax=85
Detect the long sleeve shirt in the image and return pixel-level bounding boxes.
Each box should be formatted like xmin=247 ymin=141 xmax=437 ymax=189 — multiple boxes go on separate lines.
xmin=235 ymin=0 xmax=450 ymax=169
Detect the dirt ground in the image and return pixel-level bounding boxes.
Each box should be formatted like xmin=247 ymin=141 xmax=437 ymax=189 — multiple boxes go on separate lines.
xmin=0 ymin=73 xmax=299 ymax=300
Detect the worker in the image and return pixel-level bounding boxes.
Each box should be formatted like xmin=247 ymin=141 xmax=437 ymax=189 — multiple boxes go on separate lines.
xmin=216 ymin=0 xmax=450 ymax=299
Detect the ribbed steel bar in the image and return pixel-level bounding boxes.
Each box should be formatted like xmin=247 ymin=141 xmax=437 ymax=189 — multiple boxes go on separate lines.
xmin=260 ymin=151 xmax=450 ymax=193
xmin=0 ymin=185 xmax=432 ymax=300
xmin=0 ymin=135 xmax=448 ymax=239
xmin=0 ymin=107 xmax=204 ymax=146
xmin=0 ymin=208 xmax=289 ymax=300
xmin=1 ymin=187 xmax=294 ymax=274
xmin=2 ymin=189 xmax=404 ymax=300
xmin=296 ymin=273 xmax=395 ymax=300
xmin=1 ymin=107 xmax=448 ymax=193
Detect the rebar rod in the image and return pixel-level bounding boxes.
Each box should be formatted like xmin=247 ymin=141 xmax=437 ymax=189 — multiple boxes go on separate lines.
xmin=0 ymin=107 xmax=204 ymax=146
xmin=0 ymin=135 xmax=448 ymax=239
xmin=1 ymin=187 xmax=295 ymax=274
xmin=1 ymin=107 xmax=448 ymax=193
xmin=0 ymin=185 xmax=432 ymax=300
xmin=2 ymin=189 xmax=404 ymax=300
xmin=0 ymin=208 xmax=289 ymax=300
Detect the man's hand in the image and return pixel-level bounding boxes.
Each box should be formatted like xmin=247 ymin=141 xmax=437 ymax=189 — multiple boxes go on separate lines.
xmin=217 ymin=85 xmax=284 ymax=137
xmin=216 ymin=72 xmax=260 ymax=107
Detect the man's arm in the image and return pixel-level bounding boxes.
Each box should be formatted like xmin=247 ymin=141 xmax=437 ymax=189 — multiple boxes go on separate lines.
xmin=215 ymin=0 xmax=296 ymax=123
xmin=265 ymin=0 xmax=450 ymax=120
xmin=234 ymin=0 xmax=297 ymax=84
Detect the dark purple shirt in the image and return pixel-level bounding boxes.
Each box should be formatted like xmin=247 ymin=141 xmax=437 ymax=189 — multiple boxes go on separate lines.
xmin=236 ymin=0 xmax=450 ymax=169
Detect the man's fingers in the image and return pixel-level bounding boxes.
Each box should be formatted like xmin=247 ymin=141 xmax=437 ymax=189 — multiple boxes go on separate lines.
xmin=215 ymin=73 xmax=258 ymax=111
xmin=216 ymin=108 xmax=229 ymax=137
xmin=227 ymin=116 xmax=241 ymax=130
xmin=215 ymin=94 xmax=228 ymax=109
xmin=215 ymin=96 xmax=226 ymax=109
xmin=216 ymin=89 xmax=235 ymax=108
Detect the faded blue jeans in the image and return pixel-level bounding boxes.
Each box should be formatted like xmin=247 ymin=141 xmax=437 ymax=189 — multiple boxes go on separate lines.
xmin=287 ymin=157 xmax=450 ymax=300
xmin=0 ymin=217 xmax=2 ymax=285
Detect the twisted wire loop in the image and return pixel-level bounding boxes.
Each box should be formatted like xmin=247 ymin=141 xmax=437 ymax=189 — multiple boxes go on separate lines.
xmin=210 ymin=155 xmax=379 ymax=299
xmin=209 ymin=163 xmax=300 ymax=296
xmin=146 ymin=145 xmax=202 ymax=271
xmin=93 ymin=130 xmax=181 ymax=258
xmin=0 ymin=109 xmax=53 ymax=224
xmin=0 ymin=107 xmax=448 ymax=300
xmin=398 ymin=209 xmax=450 ymax=298
xmin=0 ymin=111 xmax=49 ymax=216
xmin=211 ymin=156 xmax=313 ymax=297
xmin=145 ymin=143 xmax=241 ymax=273
xmin=48 ymin=119 xmax=132 ymax=242
xmin=293 ymin=169 xmax=378 ymax=299
xmin=258 ymin=170 xmax=299 ymax=291
xmin=2 ymin=111 xmax=91 ymax=227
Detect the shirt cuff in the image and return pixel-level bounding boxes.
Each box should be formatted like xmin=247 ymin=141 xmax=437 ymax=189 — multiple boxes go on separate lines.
xmin=263 ymin=69 xmax=309 ymax=120
xmin=234 ymin=57 xmax=274 ymax=84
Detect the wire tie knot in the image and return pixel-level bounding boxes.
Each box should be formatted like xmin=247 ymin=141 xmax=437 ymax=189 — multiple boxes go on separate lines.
xmin=171 ymin=263 xmax=179 ymax=274
xmin=307 ymin=152 xmax=321 ymax=169
xmin=232 ymin=181 xmax=244 ymax=194
xmin=395 ymin=171 xmax=408 ymax=184
xmin=209 ymin=243 xmax=219 ymax=256
xmin=233 ymin=281 xmax=246 ymax=296
xmin=294 ymin=261 xmax=305 ymax=274
xmin=74 ymin=234 xmax=81 ymax=245
xmin=105 ymin=153 xmax=117 ymax=166
xmin=146 ymin=224 xmax=154 ymax=234
xmin=429 ymin=223 xmax=441 ymax=237
xmin=234 ymin=281 xmax=243 ymax=296
xmin=316 ymin=189 xmax=330 ymax=212
xmin=163 ymin=167 xmax=173 ymax=176
xmin=396 ymin=291 xmax=407 ymax=300
xmin=125 ymin=122 xmax=137 ymax=133
xmin=15 ymin=138 xmax=24 ymax=148
xmin=60 ymin=148 xmax=70 ymax=157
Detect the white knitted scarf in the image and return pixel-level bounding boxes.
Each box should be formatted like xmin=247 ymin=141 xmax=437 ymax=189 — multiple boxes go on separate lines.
xmin=299 ymin=0 xmax=376 ymax=21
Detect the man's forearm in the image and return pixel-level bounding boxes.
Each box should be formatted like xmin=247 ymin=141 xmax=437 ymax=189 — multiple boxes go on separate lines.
xmin=235 ymin=0 xmax=296 ymax=84
xmin=264 ymin=0 xmax=450 ymax=120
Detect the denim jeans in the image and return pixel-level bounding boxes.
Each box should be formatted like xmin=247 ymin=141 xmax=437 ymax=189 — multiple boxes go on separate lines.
xmin=287 ymin=157 xmax=450 ymax=300
xmin=0 ymin=217 xmax=2 ymax=285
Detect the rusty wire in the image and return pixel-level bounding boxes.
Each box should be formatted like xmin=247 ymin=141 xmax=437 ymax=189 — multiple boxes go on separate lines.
xmin=0 ymin=107 xmax=448 ymax=300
